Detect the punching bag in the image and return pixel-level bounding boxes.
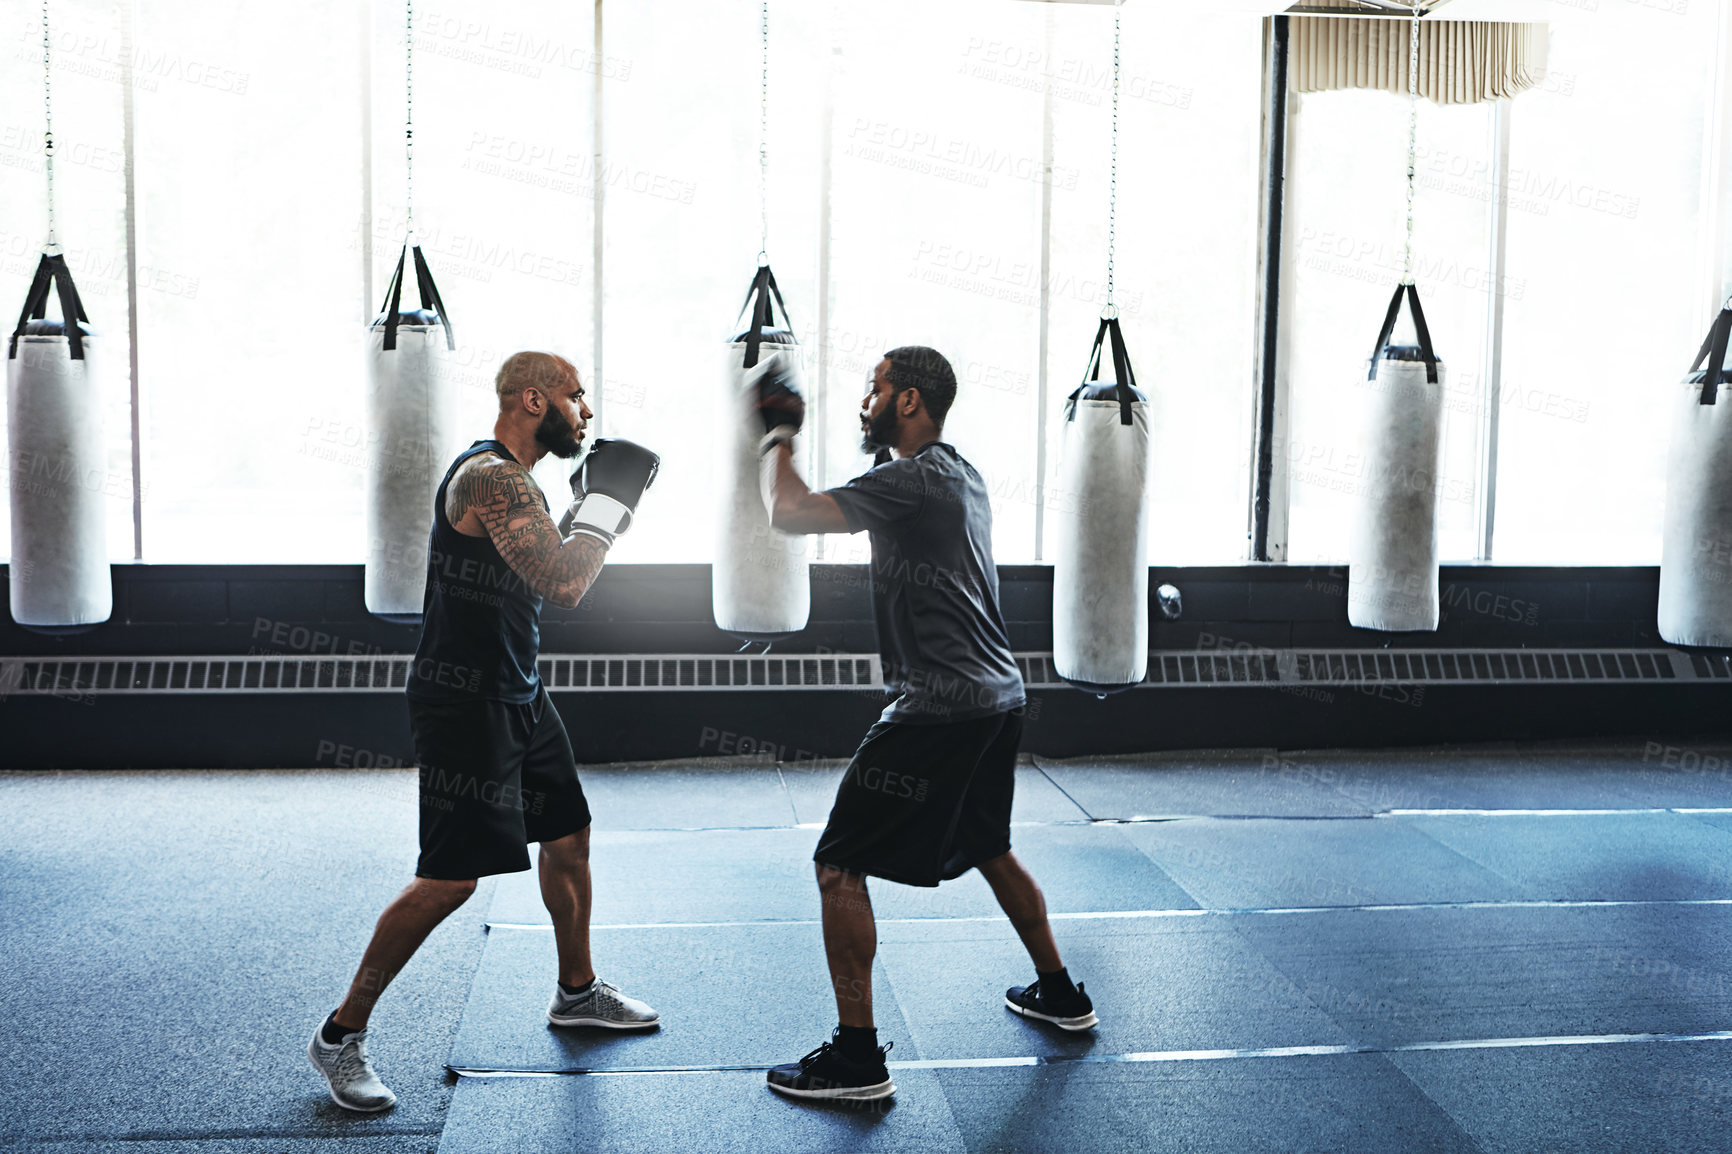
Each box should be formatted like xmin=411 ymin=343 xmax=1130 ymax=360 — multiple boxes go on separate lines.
xmin=1348 ymin=283 xmax=1445 ymax=632
xmin=7 ymin=253 xmax=110 ymax=628
xmin=713 ymin=263 xmax=810 ymax=640
xmin=365 ymin=244 xmax=456 ymax=620
xmin=1053 ymin=315 xmax=1150 ymax=692
xmin=1659 ymin=304 xmax=1732 ymax=647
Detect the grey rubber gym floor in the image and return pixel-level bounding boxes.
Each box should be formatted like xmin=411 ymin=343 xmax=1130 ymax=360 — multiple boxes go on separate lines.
xmin=6 ymin=740 xmax=1732 ymax=1152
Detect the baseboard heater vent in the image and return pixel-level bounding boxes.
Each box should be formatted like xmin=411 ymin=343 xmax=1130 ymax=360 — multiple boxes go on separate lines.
xmin=0 ymin=648 xmax=1718 ymax=698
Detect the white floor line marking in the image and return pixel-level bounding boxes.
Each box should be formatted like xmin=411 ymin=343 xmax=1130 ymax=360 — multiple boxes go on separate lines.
xmin=1078 ymin=808 xmax=1732 ymax=822
xmin=484 ymin=896 xmax=1732 ymax=933
xmin=1382 ymin=808 xmax=1732 ymax=818
xmin=450 ymin=1030 xmax=1732 ymax=1079
xmin=500 ymin=809 xmax=1732 ymax=834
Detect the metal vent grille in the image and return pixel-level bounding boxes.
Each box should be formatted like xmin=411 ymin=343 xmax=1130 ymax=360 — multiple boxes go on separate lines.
xmin=0 ymin=648 xmax=1710 ymax=698
xmin=1275 ymin=648 xmax=1681 ymax=687
xmin=539 ymin=655 xmax=880 ymax=691
xmin=1017 ymin=649 xmax=1688 ymax=689
xmin=0 ymin=653 xmax=884 ymax=697
xmin=1691 ymin=652 xmax=1732 ymax=680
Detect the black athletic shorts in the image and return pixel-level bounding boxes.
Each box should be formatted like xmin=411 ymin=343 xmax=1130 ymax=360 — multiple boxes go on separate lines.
xmin=813 ymin=708 xmax=1023 ymax=887
xmin=408 ymin=686 xmax=592 ymax=880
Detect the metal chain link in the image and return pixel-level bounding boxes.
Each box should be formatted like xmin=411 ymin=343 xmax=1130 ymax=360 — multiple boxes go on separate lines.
xmin=405 ymin=0 xmax=415 ymax=242
xmin=43 ymin=0 xmax=57 ymax=252
xmin=1104 ymin=0 xmax=1120 ymax=319
xmin=758 ymin=0 xmax=769 ymax=264
xmin=1402 ymin=0 xmax=1420 ymax=285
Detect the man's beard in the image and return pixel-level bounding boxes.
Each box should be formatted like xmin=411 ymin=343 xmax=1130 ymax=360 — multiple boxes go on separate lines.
xmin=860 ymin=404 xmax=898 ymax=455
xmin=536 ymin=405 xmax=583 ymax=458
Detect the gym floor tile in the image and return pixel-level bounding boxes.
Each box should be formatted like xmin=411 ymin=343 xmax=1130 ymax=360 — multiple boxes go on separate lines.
xmin=1118 ymin=815 xmax=1527 ymax=909
xmin=780 ymin=763 xmax=1088 ymax=826
xmin=436 ymin=1069 xmax=965 ymax=1154
xmin=868 ymin=823 xmax=1198 ymax=920
xmin=446 ymin=923 xmax=916 ymax=1072
xmin=1683 ymin=810 xmax=1732 ymax=841
xmin=1390 ymin=1039 xmax=1732 ymax=1154
xmin=21 ymin=1140 xmax=441 ymax=1154
xmin=488 ymin=823 xmax=1196 ymax=927
xmin=0 ymin=770 xmax=479 ymax=1149
xmin=1403 ymin=812 xmax=1732 ymax=901
xmin=933 ymin=1054 xmax=1478 ymax=1154
xmin=580 ymin=766 xmax=799 ymax=830
xmin=1589 ymin=742 xmax=1732 ymax=809
xmin=874 ymin=916 xmax=1353 ymax=1061
xmin=1034 ymin=753 xmax=1371 ymax=819
xmin=1229 ymin=903 xmax=1732 ymax=1048
xmin=1272 ymin=747 xmax=1656 ymax=813
xmin=486 ymin=827 xmax=822 ymax=925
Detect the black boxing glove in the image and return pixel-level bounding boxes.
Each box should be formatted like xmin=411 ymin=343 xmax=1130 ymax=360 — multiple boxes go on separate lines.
xmin=564 ymin=438 xmax=660 ymax=546
xmin=747 ymin=351 xmax=805 ymax=454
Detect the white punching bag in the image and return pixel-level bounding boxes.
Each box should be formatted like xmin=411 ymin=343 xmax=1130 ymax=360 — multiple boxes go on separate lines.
xmin=7 ymin=253 xmax=110 ymax=628
xmin=1349 ymin=283 xmax=1445 ymax=632
xmin=1053 ymin=316 xmax=1151 ymax=692
xmin=713 ymin=263 xmax=810 ymax=640
xmin=365 ymin=245 xmax=457 ymax=619
xmin=1659 ymin=305 xmax=1732 ymax=647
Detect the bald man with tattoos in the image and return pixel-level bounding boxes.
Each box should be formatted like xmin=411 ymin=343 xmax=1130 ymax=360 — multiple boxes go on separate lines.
xmin=308 ymin=351 xmax=662 ymax=1112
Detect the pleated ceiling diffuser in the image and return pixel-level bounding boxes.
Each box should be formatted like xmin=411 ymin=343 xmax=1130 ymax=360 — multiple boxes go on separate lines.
xmin=1291 ymin=0 xmax=1548 ymax=104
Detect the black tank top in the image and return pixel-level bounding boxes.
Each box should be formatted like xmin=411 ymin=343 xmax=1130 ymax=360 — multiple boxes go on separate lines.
xmin=406 ymin=440 xmax=546 ymax=703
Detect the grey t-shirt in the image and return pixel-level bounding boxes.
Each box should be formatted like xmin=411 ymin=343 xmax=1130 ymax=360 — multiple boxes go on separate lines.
xmin=824 ymin=442 xmax=1026 ymax=724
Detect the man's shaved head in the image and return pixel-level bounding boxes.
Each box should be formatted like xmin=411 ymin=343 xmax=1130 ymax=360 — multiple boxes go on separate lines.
xmin=495 ymin=351 xmax=578 ymax=409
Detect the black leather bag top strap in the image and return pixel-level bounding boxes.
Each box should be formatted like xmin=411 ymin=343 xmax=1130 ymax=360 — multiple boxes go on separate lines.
xmin=1367 ymin=285 xmax=1405 ymax=380
xmin=375 ymin=244 xmax=455 ymax=352
xmin=9 ymin=252 xmax=90 ymax=361
xmin=1404 ymin=285 xmax=1439 ymax=385
xmin=738 ymin=263 xmax=796 ymax=370
xmin=1105 ymin=316 xmax=1138 ymax=427
xmin=1067 ymin=317 xmax=1138 ymax=425
xmin=1689 ymin=306 xmax=1732 ymax=406
xmin=1364 ymin=284 xmax=1434 ymax=384
xmin=377 ymin=247 xmax=408 ymax=352
xmin=411 ymin=245 xmax=457 ymax=352
xmin=1368 ymin=283 xmax=1439 ymax=384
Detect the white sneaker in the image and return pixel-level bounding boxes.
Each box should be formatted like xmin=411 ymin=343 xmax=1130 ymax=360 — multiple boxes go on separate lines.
xmin=307 ymin=1021 xmax=397 ymax=1112
xmin=547 ymin=977 xmax=661 ymax=1029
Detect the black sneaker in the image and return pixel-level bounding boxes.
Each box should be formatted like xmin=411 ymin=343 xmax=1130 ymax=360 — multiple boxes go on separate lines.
xmin=1005 ymin=978 xmax=1099 ymax=1030
xmin=766 ymin=1031 xmax=895 ymax=1101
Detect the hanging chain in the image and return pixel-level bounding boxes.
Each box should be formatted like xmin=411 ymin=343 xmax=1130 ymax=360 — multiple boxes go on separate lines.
xmin=405 ymin=0 xmax=415 ymax=243
xmin=758 ymin=0 xmax=769 ymax=263
xmin=1104 ymin=0 xmax=1120 ymax=319
xmin=43 ymin=0 xmax=57 ymax=252
xmin=1402 ymin=0 xmax=1420 ymax=285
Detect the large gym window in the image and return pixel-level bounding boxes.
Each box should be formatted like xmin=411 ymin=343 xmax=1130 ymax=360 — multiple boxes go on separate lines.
xmin=0 ymin=0 xmax=133 ymax=566
xmin=1491 ymin=3 xmax=1718 ymax=564
xmin=1281 ymin=89 xmax=1497 ymax=567
xmin=1 ymin=2 xmax=1725 ymax=568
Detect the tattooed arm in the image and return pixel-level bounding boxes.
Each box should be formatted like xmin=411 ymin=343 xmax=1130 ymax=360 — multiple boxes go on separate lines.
xmin=446 ymin=454 xmax=606 ymax=609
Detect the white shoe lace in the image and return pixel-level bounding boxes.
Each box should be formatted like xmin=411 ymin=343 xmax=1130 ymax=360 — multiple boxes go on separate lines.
xmin=566 ymin=979 xmax=619 ymax=1010
xmin=332 ymin=1035 xmax=381 ymax=1090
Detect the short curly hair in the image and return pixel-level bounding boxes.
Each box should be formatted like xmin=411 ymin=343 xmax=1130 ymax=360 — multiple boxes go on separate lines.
xmin=882 ymin=346 xmax=958 ymax=427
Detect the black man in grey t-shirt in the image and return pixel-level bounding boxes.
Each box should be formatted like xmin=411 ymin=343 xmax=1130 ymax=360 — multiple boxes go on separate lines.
xmin=752 ymin=344 xmax=1099 ymax=1103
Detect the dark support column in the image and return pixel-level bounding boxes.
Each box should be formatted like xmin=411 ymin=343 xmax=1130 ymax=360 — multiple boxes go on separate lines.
xmin=1251 ymin=15 xmax=1290 ymax=563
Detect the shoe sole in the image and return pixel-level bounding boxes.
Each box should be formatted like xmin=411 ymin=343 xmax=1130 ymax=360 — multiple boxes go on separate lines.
xmin=306 ymin=1041 xmax=396 ymax=1113
xmin=1004 ymin=996 xmax=1099 ymax=1031
xmin=547 ymin=1012 xmax=661 ymax=1030
xmin=768 ymin=1078 xmax=896 ymax=1102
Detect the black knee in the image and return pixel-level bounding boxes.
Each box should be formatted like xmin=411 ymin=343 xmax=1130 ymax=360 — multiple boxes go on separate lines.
xmin=816 ymin=863 xmax=864 ymax=893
